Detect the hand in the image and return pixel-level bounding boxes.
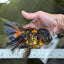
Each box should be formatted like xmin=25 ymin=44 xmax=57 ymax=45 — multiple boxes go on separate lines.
xmin=21 ymin=10 xmax=59 ymax=35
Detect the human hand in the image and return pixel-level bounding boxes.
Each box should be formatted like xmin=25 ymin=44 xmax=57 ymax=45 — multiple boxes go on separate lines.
xmin=21 ymin=10 xmax=59 ymax=35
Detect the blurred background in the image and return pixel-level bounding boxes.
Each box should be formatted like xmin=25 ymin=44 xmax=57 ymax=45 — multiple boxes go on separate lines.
xmin=0 ymin=0 xmax=64 ymax=64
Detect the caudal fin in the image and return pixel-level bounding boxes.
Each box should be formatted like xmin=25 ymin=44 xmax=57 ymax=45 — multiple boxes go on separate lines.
xmin=4 ymin=20 xmax=25 ymax=53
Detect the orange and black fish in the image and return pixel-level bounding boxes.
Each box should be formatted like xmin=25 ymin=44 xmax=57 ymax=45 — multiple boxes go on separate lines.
xmin=4 ymin=20 xmax=52 ymax=58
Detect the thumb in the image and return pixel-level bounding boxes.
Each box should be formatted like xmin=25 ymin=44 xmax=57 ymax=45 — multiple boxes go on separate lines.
xmin=21 ymin=10 xmax=38 ymax=20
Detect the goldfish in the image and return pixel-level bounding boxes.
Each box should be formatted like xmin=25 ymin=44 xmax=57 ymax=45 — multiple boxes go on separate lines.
xmin=4 ymin=20 xmax=52 ymax=58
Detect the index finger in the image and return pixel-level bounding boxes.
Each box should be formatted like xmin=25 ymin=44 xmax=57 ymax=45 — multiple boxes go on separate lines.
xmin=23 ymin=22 xmax=38 ymax=29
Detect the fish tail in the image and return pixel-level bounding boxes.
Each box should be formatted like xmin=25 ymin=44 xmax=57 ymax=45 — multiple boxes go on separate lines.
xmin=23 ymin=48 xmax=31 ymax=59
xmin=4 ymin=20 xmax=24 ymax=52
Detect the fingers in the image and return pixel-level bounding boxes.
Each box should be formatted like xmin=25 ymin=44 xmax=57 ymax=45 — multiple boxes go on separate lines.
xmin=23 ymin=22 xmax=38 ymax=29
xmin=21 ymin=10 xmax=51 ymax=20
xmin=21 ymin=10 xmax=39 ymax=20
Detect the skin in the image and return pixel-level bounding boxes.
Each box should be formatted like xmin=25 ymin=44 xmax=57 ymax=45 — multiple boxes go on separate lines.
xmin=21 ymin=10 xmax=64 ymax=35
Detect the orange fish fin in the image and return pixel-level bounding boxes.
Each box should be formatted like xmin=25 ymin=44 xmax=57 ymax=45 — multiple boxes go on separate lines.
xmin=4 ymin=20 xmax=23 ymax=40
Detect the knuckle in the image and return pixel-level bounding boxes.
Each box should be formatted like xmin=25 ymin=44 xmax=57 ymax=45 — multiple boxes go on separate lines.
xmin=36 ymin=11 xmax=42 ymax=16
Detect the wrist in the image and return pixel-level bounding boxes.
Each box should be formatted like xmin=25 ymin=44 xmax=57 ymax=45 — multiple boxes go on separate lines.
xmin=55 ymin=14 xmax=64 ymax=34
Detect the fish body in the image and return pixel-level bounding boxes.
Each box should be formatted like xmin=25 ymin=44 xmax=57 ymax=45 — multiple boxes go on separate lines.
xmin=4 ymin=21 xmax=52 ymax=58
